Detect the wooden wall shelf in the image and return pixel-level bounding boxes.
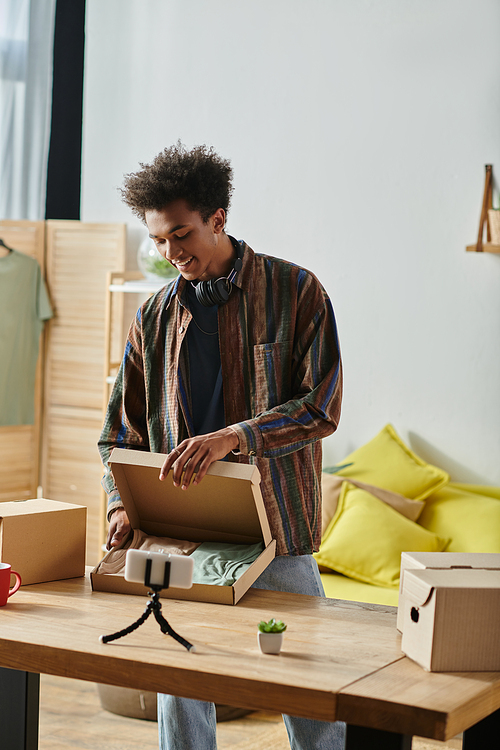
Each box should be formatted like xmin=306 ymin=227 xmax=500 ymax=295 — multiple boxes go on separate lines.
xmin=467 ymin=164 xmax=500 ymax=253
xmin=466 ymin=243 xmax=500 ymax=253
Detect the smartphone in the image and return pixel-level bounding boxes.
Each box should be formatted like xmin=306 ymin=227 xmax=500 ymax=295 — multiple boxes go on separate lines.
xmin=125 ymin=548 xmax=194 ymax=589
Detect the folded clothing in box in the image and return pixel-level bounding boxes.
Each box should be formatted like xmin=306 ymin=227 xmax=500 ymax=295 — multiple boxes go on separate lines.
xmin=95 ymin=528 xmax=264 ymax=586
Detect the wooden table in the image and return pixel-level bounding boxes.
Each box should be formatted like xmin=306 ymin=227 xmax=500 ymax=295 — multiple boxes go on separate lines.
xmin=0 ymin=573 xmax=499 ymax=749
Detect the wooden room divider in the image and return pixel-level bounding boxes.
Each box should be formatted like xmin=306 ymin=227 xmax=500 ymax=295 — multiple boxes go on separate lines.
xmin=0 ymin=219 xmax=126 ymax=566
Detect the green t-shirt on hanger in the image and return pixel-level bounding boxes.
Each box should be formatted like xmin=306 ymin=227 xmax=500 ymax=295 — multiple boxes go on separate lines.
xmin=0 ymin=249 xmax=53 ymax=426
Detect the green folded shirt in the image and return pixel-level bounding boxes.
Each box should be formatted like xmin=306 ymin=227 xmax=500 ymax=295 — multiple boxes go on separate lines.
xmin=191 ymin=542 xmax=264 ymax=586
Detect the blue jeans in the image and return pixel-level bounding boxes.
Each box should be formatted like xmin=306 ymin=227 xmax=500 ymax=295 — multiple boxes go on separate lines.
xmin=157 ymin=555 xmax=346 ymax=749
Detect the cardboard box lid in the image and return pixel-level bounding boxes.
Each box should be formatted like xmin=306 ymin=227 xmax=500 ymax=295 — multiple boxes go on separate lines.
xmin=0 ymin=498 xmax=87 ymax=518
xmin=404 ymin=568 xmax=500 ymax=608
xmin=109 ymin=448 xmax=273 ymax=546
xmin=401 ymin=551 xmax=500 ymax=571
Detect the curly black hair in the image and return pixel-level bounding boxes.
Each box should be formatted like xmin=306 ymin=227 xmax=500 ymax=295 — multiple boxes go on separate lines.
xmin=120 ymin=141 xmax=234 ymax=223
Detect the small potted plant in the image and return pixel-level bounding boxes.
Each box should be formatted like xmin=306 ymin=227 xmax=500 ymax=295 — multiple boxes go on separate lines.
xmin=257 ymin=618 xmax=287 ymax=654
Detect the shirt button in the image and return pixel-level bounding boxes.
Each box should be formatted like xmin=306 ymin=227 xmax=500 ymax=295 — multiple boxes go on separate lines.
xmin=179 ymin=326 xmax=185 ymax=334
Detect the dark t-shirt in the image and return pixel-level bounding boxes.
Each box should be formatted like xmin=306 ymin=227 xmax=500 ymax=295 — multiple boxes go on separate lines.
xmin=185 ymin=282 xmax=225 ymax=435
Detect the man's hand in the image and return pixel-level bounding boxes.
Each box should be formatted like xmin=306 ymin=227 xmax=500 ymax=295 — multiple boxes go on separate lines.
xmin=160 ymin=427 xmax=239 ymax=489
xmin=106 ymin=507 xmax=131 ymax=550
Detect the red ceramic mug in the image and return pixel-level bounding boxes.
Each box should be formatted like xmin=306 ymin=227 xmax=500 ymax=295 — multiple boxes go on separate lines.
xmin=0 ymin=562 xmax=22 ymax=606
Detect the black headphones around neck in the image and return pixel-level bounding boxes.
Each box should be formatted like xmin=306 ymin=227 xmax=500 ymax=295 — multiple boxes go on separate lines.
xmin=192 ymin=237 xmax=243 ymax=307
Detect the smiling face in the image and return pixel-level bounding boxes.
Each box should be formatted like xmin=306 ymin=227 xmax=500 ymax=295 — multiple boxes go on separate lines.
xmin=146 ymin=199 xmax=234 ymax=282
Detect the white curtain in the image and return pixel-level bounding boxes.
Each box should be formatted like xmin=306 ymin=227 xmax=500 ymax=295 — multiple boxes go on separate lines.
xmin=0 ymin=0 xmax=56 ymax=220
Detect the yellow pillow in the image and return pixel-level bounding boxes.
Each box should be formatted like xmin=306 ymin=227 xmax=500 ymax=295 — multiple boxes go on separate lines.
xmin=335 ymin=424 xmax=449 ymax=501
xmin=418 ymin=485 xmax=500 ymax=553
xmin=314 ymin=483 xmax=449 ymax=588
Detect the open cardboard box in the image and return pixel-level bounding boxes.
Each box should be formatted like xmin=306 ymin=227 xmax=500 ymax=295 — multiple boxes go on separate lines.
xmin=397 ymin=551 xmax=500 ymax=632
xmin=400 ymin=568 xmax=500 ymax=671
xmin=91 ymin=448 xmax=276 ymax=604
xmin=0 ymin=498 xmax=86 ymax=585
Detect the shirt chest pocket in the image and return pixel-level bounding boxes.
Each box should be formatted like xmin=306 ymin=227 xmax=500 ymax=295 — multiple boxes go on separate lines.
xmin=253 ymin=341 xmax=292 ymax=416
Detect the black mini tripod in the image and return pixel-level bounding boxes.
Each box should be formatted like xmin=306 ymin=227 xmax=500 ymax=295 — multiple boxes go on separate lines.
xmin=99 ymin=558 xmax=195 ymax=652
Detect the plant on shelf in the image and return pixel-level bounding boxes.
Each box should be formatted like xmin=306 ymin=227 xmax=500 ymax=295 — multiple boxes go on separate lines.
xmin=146 ymin=256 xmax=179 ymax=279
xmin=257 ymin=618 xmax=287 ymax=655
xmin=488 ymin=193 xmax=500 ymax=246
xmin=137 ymin=237 xmax=179 ymax=281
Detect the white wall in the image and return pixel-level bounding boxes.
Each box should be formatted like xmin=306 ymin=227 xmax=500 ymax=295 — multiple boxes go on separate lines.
xmin=82 ymin=0 xmax=500 ymax=484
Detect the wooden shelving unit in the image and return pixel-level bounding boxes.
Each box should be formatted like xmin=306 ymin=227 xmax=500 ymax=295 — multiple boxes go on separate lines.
xmin=466 ymin=164 xmax=500 ymax=253
xmin=102 ymin=272 xmax=165 ymax=391
xmin=98 ymin=271 xmax=166 ymax=552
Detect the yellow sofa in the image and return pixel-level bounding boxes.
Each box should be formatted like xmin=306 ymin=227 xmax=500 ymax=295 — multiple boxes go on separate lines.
xmin=316 ymin=425 xmax=500 ymax=606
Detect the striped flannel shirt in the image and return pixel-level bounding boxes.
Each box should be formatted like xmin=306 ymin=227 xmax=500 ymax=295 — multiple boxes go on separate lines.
xmin=98 ymin=241 xmax=342 ymax=556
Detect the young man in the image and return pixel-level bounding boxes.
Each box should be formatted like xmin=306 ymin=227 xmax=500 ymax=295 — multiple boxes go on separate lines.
xmin=98 ymin=143 xmax=344 ymax=750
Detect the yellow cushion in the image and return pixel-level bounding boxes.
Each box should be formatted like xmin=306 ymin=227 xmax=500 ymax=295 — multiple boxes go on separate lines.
xmin=418 ymin=484 xmax=500 ymax=553
xmin=335 ymin=424 xmax=449 ymax=501
xmin=314 ymin=483 xmax=449 ymax=588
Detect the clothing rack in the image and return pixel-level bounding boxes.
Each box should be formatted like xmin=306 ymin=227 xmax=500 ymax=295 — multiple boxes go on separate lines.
xmin=0 ymin=238 xmax=13 ymax=256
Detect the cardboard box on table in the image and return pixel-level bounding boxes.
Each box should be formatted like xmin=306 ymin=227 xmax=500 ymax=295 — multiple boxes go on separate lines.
xmin=397 ymin=552 xmax=500 ymax=632
xmin=400 ymin=568 xmax=500 ymax=672
xmin=91 ymin=449 xmax=276 ymax=604
xmin=0 ymin=498 xmax=87 ymax=585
